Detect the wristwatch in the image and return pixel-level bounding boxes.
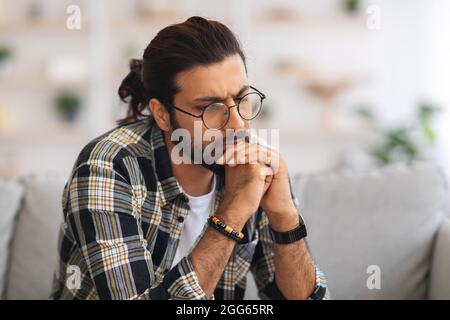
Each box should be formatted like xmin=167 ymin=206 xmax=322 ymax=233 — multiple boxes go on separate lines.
xmin=269 ymin=214 xmax=307 ymax=244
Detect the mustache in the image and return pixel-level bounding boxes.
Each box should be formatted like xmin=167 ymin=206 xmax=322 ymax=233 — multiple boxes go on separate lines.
xmin=200 ymin=133 xmax=251 ymax=178
xmin=171 ymin=128 xmax=253 ymax=177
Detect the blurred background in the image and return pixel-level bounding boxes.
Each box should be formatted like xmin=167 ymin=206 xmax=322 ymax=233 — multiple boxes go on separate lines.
xmin=1 ymin=0 xmax=450 ymax=300
xmin=0 ymin=0 xmax=449 ymax=196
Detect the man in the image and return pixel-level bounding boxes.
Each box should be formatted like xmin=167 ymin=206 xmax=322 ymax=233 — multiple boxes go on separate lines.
xmin=51 ymin=16 xmax=328 ymax=300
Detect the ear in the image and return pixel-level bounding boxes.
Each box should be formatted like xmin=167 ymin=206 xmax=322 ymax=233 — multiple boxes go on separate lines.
xmin=149 ymin=98 xmax=171 ymax=131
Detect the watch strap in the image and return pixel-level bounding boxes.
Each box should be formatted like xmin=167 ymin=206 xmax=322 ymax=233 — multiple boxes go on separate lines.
xmin=269 ymin=215 xmax=307 ymax=244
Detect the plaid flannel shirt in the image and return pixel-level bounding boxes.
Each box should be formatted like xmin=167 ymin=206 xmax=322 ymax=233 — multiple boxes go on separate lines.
xmin=51 ymin=117 xmax=328 ymax=300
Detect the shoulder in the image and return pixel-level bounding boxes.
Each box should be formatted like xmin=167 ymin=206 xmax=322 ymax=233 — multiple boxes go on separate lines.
xmin=70 ymin=118 xmax=155 ymax=181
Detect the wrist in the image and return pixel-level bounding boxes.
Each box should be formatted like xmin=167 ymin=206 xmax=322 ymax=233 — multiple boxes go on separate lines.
xmin=267 ymin=208 xmax=300 ymax=232
xmin=214 ymin=206 xmax=249 ymax=231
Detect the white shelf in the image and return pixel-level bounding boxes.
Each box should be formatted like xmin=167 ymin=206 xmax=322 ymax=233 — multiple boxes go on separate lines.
xmin=249 ymin=13 xmax=369 ymax=34
xmin=111 ymin=11 xmax=181 ymax=30
xmin=0 ymin=1 xmax=381 ymax=177
xmin=0 ymin=74 xmax=89 ymax=90
xmin=0 ymin=20 xmax=91 ymax=35
xmin=0 ymin=123 xmax=92 ymax=144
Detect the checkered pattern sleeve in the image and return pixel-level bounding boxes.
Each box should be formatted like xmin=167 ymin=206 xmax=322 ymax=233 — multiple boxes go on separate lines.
xmin=65 ymin=163 xmax=208 ymax=300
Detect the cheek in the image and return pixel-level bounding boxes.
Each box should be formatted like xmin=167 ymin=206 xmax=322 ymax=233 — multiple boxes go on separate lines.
xmin=173 ymin=116 xmax=208 ymax=143
xmin=172 ymin=112 xmax=193 ymax=129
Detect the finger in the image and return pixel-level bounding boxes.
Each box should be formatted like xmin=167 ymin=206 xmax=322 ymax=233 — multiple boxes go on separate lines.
xmin=259 ymin=165 xmax=274 ymax=178
xmin=215 ymin=140 xmax=246 ymax=164
xmin=223 ymin=143 xmax=280 ymax=174
xmin=239 ymin=144 xmax=280 ymax=174
xmin=225 ymin=143 xmax=259 ymax=167
xmin=216 ymin=141 xmax=248 ymax=165
xmin=216 ymin=142 xmax=280 ymax=174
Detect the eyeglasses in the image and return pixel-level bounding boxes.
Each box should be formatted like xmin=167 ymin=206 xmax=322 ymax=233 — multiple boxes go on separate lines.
xmin=166 ymin=86 xmax=266 ymax=130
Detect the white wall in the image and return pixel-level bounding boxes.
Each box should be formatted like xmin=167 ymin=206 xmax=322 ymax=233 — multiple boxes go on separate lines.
xmin=0 ymin=0 xmax=448 ymax=181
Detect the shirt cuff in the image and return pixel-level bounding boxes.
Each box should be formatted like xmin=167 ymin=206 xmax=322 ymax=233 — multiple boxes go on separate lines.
xmin=261 ymin=265 xmax=328 ymax=300
xmin=150 ymin=256 xmax=210 ymax=300
xmin=307 ymin=266 xmax=329 ymax=300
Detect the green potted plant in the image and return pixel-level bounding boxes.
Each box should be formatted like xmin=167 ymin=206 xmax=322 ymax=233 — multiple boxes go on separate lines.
xmin=0 ymin=47 xmax=13 ymax=76
xmin=343 ymin=0 xmax=360 ymax=13
xmin=55 ymin=91 xmax=82 ymax=123
xmin=0 ymin=47 xmax=12 ymax=62
xmin=355 ymin=103 xmax=441 ymax=165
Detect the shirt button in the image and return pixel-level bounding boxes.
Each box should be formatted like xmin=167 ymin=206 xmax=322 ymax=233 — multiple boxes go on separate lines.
xmin=177 ymin=216 xmax=185 ymax=223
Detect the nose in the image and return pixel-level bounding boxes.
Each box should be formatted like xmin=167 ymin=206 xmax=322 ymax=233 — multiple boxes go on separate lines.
xmin=224 ymin=99 xmax=245 ymax=130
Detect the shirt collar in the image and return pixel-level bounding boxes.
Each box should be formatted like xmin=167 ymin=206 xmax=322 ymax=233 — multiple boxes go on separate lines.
xmin=149 ymin=118 xmax=184 ymax=207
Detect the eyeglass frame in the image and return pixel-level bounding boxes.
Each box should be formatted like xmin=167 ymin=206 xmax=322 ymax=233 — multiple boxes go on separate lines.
xmin=164 ymin=85 xmax=266 ymax=129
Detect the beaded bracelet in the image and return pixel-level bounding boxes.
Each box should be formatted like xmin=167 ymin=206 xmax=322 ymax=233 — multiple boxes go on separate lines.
xmin=207 ymin=215 xmax=244 ymax=242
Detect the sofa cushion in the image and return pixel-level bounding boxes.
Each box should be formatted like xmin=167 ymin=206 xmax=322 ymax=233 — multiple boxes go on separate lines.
xmin=297 ymin=162 xmax=447 ymax=299
xmin=0 ymin=179 xmax=23 ymax=298
xmin=6 ymin=173 xmax=66 ymax=299
xmin=428 ymin=216 xmax=450 ymax=299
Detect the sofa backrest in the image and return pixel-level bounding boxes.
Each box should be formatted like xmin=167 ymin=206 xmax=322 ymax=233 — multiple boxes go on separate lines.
xmin=5 ymin=173 xmax=66 ymax=299
xmin=297 ymin=162 xmax=447 ymax=299
xmin=1 ymin=162 xmax=448 ymax=299
xmin=0 ymin=179 xmax=24 ymax=299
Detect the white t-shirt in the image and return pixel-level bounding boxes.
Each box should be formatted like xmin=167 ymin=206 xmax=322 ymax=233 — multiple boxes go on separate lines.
xmin=171 ymin=175 xmax=216 ymax=268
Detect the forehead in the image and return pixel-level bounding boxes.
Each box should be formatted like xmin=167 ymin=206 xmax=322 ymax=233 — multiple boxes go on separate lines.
xmin=175 ymin=54 xmax=247 ymax=102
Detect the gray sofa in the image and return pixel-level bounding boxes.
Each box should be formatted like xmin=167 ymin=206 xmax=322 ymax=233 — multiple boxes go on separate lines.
xmin=1 ymin=162 xmax=449 ymax=299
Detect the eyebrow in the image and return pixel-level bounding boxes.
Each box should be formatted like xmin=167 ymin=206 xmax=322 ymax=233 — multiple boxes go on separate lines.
xmin=193 ymin=84 xmax=250 ymax=103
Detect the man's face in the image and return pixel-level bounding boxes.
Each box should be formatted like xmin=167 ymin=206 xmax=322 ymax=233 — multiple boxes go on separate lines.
xmin=171 ymin=53 xmax=250 ymax=151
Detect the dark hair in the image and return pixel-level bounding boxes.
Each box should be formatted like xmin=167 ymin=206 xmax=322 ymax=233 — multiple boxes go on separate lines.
xmin=117 ymin=16 xmax=246 ymax=126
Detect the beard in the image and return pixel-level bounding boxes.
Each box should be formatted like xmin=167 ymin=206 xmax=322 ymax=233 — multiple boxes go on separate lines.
xmin=169 ymin=116 xmax=250 ymax=178
xmin=195 ymin=131 xmax=250 ymax=178
xmin=201 ymin=162 xmax=225 ymax=177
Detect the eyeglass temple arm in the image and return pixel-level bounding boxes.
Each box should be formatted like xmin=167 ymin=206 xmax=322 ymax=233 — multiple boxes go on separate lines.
xmin=249 ymin=86 xmax=266 ymax=99
xmin=170 ymin=104 xmax=202 ymax=118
